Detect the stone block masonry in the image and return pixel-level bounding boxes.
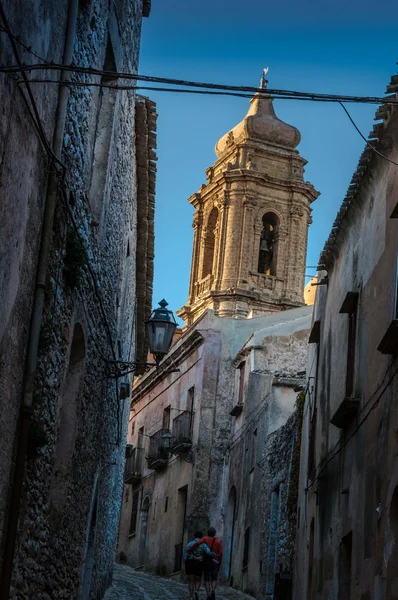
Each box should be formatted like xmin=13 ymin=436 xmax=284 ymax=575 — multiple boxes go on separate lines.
xmin=0 ymin=0 xmax=154 ymax=598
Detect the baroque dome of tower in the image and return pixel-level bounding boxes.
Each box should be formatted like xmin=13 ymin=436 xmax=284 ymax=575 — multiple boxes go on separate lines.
xmin=215 ymin=77 xmax=301 ymax=157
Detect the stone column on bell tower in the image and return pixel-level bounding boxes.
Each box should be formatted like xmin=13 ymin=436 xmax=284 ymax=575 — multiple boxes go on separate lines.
xmin=177 ymin=74 xmax=319 ymax=327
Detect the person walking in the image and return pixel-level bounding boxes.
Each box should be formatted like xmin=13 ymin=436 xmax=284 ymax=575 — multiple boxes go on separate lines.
xmin=188 ymin=527 xmax=223 ymax=600
xmin=183 ymin=530 xmax=217 ymax=600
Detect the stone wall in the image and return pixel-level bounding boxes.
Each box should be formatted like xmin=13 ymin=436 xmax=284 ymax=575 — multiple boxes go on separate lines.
xmin=0 ymin=1 xmax=152 ymax=597
xmin=294 ymin=76 xmax=398 ymax=600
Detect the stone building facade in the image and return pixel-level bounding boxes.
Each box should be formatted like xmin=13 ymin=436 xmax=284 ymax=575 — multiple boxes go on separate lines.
xmin=118 ymin=79 xmax=318 ymax=598
xmin=0 ymin=1 xmax=155 ymax=598
xmin=294 ymin=73 xmax=398 ymax=599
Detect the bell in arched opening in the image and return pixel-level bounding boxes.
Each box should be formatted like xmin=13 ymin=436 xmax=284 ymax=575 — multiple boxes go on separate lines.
xmin=258 ymin=213 xmax=278 ymax=275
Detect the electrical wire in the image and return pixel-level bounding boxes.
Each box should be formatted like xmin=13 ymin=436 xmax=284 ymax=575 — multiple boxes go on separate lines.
xmin=305 ymin=362 xmax=398 ymax=492
xmin=18 ymin=78 xmax=393 ymax=106
xmin=1 ymin=61 xmax=398 ymax=106
xmin=339 ymin=102 xmax=398 ymax=167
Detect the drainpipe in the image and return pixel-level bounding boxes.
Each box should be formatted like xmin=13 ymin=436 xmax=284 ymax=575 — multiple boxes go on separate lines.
xmin=0 ymin=1 xmax=79 ymax=595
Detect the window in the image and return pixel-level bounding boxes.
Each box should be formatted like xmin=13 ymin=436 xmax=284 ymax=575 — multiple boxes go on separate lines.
xmin=129 ymin=491 xmax=139 ymax=535
xmin=346 ymin=309 xmax=357 ymax=398
xmin=242 ymin=527 xmax=250 ymax=569
xmin=138 ymin=426 xmax=144 ymax=449
xmin=187 ymin=386 xmax=195 ymax=431
xmin=201 ymin=207 xmax=218 ymax=279
xmin=338 ymin=532 xmax=352 ymax=600
xmin=165 ymin=496 xmax=169 ymax=513
xmin=238 ymin=362 xmax=245 ymax=406
xmin=339 ymin=293 xmax=359 ymax=398
xmin=258 ymin=212 xmax=279 ymax=275
xmin=163 ymin=406 xmax=171 ymax=430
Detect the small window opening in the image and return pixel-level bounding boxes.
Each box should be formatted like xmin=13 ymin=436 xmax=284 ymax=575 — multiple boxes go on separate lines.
xmin=238 ymin=362 xmax=245 ymax=406
xmin=258 ymin=212 xmax=279 ymax=275
xmin=163 ymin=406 xmax=171 ymax=430
xmin=346 ymin=308 xmax=357 ymax=398
xmin=165 ymin=497 xmax=169 ymax=513
xmin=201 ymin=207 xmax=218 ymax=279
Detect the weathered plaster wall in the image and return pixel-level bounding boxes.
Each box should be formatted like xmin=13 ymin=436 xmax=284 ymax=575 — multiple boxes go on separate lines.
xmin=118 ymin=306 xmax=311 ymax=599
xmin=294 ymin=97 xmax=398 ymax=599
xmin=0 ymin=1 xmax=149 ymax=598
xmin=223 ymin=313 xmax=310 ymax=598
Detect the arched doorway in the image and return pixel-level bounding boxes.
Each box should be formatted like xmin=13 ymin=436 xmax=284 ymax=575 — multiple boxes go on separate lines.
xmin=138 ymin=496 xmax=150 ymax=567
xmin=223 ymin=486 xmax=237 ymax=579
xmin=49 ymin=322 xmax=86 ymax=529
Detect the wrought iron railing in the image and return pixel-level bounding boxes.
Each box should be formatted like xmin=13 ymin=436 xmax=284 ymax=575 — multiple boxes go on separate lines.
xmin=147 ymin=428 xmax=171 ymax=467
xmin=196 ymin=274 xmax=213 ymax=296
xmin=124 ymin=448 xmax=144 ymax=483
xmin=172 ymin=411 xmax=192 ymax=451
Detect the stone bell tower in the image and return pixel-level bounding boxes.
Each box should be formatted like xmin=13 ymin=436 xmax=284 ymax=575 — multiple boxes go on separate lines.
xmin=177 ymin=74 xmax=319 ymax=327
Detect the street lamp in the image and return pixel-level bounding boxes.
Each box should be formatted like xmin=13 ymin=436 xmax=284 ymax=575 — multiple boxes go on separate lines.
xmin=106 ymin=299 xmax=177 ymax=378
xmin=146 ymin=299 xmax=177 ymax=365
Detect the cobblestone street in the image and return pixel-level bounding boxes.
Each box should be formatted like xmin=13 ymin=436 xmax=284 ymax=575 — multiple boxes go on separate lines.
xmin=103 ymin=564 xmax=255 ymax=600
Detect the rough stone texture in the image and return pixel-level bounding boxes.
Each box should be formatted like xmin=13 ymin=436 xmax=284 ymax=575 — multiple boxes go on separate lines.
xmin=294 ymin=76 xmax=398 ymax=599
xmin=177 ymin=90 xmax=319 ymax=327
xmin=103 ymin=563 xmax=255 ymax=600
xmin=0 ymin=1 xmax=153 ymax=598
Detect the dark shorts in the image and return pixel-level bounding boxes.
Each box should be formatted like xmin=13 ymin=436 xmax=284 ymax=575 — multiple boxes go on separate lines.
xmin=203 ymin=563 xmax=220 ymax=582
xmin=185 ymin=559 xmax=203 ymax=576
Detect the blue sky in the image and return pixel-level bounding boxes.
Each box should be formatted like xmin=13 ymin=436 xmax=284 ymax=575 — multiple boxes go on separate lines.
xmin=139 ymin=1 xmax=397 ymax=322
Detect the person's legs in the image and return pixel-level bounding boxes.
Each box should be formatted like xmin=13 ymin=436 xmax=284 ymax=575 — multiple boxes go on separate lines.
xmin=194 ymin=574 xmax=201 ymax=600
xmin=187 ymin=574 xmax=195 ymax=597
xmin=210 ymin=566 xmax=220 ymax=596
xmin=203 ymin=570 xmax=211 ymax=598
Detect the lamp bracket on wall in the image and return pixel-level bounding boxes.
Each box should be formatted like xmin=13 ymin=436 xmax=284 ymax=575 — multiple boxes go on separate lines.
xmin=105 ymin=359 xmax=158 ymax=379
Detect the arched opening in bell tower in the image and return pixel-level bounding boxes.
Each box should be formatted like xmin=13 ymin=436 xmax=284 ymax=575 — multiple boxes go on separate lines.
xmin=258 ymin=212 xmax=279 ymax=276
xmin=201 ymin=207 xmax=218 ymax=279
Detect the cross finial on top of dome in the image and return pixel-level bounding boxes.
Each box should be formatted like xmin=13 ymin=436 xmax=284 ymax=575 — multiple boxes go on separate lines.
xmin=260 ymin=67 xmax=269 ymax=89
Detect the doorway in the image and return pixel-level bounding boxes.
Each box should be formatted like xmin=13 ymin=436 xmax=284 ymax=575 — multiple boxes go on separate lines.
xmin=138 ymin=496 xmax=150 ymax=567
xmin=174 ymin=486 xmax=188 ymax=572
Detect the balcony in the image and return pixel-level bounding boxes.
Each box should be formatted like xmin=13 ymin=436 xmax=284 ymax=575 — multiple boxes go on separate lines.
xmin=147 ymin=428 xmax=171 ymax=471
xmin=195 ymin=274 xmax=213 ymax=297
xmin=124 ymin=447 xmax=144 ymax=484
xmin=171 ymin=411 xmax=193 ymax=454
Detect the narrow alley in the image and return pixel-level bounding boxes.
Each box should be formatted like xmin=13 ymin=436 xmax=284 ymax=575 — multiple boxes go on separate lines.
xmin=103 ymin=565 xmax=255 ymax=600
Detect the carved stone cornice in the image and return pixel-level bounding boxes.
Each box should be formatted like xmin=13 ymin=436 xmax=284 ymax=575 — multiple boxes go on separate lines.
xmin=131 ymin=329 xmax=204 ymax=403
